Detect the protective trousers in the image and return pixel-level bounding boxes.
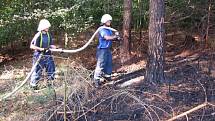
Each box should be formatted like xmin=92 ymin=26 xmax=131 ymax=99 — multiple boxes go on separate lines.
xmin=30 ymin=53 xmax=55 ymax=86
xmin=94 ymin=48 xmax=112 ymax=81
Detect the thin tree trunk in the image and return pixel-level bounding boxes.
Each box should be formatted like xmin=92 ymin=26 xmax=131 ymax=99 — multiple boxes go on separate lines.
xmin=138 ymin=0 xmax=142 ymax=41
xmin=121 ymin=0 xmax=132 ymax=64
xmin=64 ymin=32 xmax=68 ymax=48
xmin=146 ymin=0 xmax=165 ymax=84
xmin=205 ymin=0 xmax=212 ymax=48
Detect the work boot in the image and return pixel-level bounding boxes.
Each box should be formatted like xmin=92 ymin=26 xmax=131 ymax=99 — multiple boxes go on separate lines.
xmin=102 ymin=74 xmax=112 ymax=82
xmin=94 ymin=79 xmax=102 ymax=88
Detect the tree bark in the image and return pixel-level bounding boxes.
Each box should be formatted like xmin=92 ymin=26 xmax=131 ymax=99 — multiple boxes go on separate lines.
xmin=146 ymin=0 xmax=165 ymax=83
xmin=121 ymin=0 xmax=131 ymax=64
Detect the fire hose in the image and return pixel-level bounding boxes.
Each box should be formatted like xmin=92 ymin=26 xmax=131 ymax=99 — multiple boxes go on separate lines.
xmin=0 ymin=26 xmax=118 ymax=101
xmin=50 ymin=26 xmax=117 ymax=53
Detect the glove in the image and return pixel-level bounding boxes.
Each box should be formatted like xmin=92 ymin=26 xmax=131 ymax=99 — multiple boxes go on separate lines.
xmin=115 ymin=31 xmax=119 ymax=36
xmin=43 ymin=48 xmax=50 ymax=53
xmin=115 ymin=31 xmax=122 ymax=40
xmin=59 ymin=48 xmax=64 ymax=54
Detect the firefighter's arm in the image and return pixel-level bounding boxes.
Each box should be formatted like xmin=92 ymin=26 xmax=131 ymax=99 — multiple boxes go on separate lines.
xmin=104 ymin=35 xmax=117 ymax=40
xmin=30 ymin=44 xmax=44 ymax=51
xmin=50 ymin=45 xmax=57 ymax=49
xmin=104 ymin=31 xmax=120 ymax=40
xmin=30 ymin=32 xmax=45 ymax=51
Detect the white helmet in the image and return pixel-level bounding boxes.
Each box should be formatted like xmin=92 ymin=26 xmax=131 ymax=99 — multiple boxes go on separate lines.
xmin=101 ymin=14 xmax=112 ymax=24
xmin=37 ymin=19 xmax=51 ymax=31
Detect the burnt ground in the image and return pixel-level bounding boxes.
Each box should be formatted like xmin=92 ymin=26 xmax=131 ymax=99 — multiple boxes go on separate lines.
xmin=0 ymin=32 xmax=215 ymax=121
xmin=71 ymin=50 xmax=215 ymax=121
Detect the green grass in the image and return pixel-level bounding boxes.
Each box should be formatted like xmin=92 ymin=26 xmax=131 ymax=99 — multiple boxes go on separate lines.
xmin=27 ymin=87 xmax=56 ymax=105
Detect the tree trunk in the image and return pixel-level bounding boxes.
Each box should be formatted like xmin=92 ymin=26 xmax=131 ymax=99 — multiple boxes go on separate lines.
xmin=138 ymin=0 xmax=143 ymax=41
xmin=146 ymin=0 xmax=165 ymax=84
xmin=120 ymin=0 xmax=131 ymax=64
xmin=205 ymin=0 xmax=212 ymax=48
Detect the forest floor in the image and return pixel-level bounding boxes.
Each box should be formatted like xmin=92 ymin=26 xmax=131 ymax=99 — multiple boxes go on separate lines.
xmin=0 ymin=31 xmax=215 ymax=121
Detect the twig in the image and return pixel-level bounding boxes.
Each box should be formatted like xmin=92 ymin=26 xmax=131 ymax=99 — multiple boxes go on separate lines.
xmin=73 ymin=91 xmax=128 ymax=121
xmin=207 ymin=102 xmax=215 ymax=107
xmin=46 ymin=104 xmax=64 ymax=121
xmin=64 ymin=58 xmax=69 ymax=121
xmin=126 ymin=92 xmax=159 ymax=120
xmin=167 ymin=102 xmax=208 ymax=121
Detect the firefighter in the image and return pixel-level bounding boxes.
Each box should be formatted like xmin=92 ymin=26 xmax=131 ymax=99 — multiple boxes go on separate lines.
xmin=93 ymin=14 xmax=120 ymax=88
xmin=30 ymin=19 xmax=57 ymax=90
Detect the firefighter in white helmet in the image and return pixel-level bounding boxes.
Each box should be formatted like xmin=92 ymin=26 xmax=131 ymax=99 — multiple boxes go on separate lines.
xmin=30 ymin=19 xmax=57 ymax=90
xmin=93 ymin=14 xmax=120 ymax=88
